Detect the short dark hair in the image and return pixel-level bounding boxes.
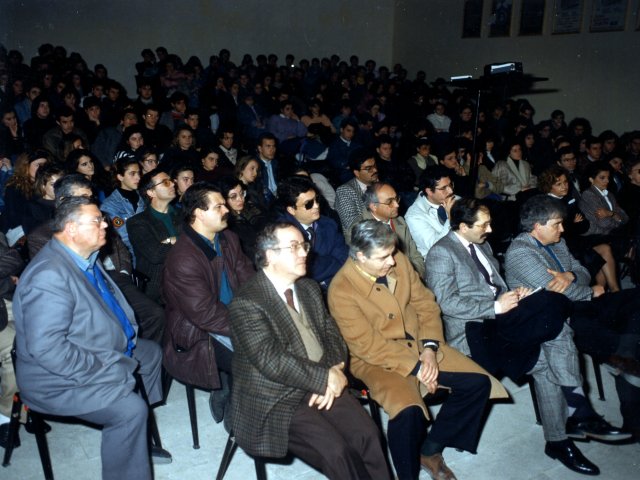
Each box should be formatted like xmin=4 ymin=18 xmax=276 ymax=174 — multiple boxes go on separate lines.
xmin=519 ymin=195 xmax=566 ymax=233
xmin=171 ymin=163 xmax=194 ymax=181
xmin=139 ymin=169 xmax=163 ymax=199
xmin=277 ymin=176 xmax=316 ymax=209
xmin=217 ymin=175 xmax=245 ymax=200
xmin=53 ymin=174 xmax=92 ymax=205
xmin=254 ymin=222 xmax=297 ymax=268
xmin=348 ymin=147 xmax=376 ymax=172
xmin=114 ymin=156 xmax=140 ymax=178
xmin=34 ymin=164 xmax=65 ymax=197
xmin=450 ymin=197 xmax=488 ymax=231
xmin=52 ymin=196 xmax=96 ymax=233
xmin=584 ymin=160 xmax=611 ymax=182
xmin=418 ymin=165 xmax=451 ymax=192
xmin=257 ymin=132 xmax=277 ymax=147
xmin=340 ymin=118 xmax=358 ymax=131
xmin=585 ymin=136 xmax=601 ymax=149
xmin=56 ymin=105 xmax=75 ymax=120
xmin=349 ymin=219 xmax=397 ymax=259
xmin=181 ymin=181 xmax=222 ymax=224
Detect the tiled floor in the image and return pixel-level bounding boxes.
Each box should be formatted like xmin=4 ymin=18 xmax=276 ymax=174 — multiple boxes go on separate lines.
xmin=3 ymin=359 xmax=639 ymax=479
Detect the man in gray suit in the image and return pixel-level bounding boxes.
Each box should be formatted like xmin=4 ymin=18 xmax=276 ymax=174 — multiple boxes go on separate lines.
xmin=426 ymin=198 xmax=627 ymax=475
xmin=13 ymin=196 xmax=163 ymax=480
xmin=505 ymin=194 xmax=640 ymax=442
xmin=228 ymin=222 xmax=390 ymax=479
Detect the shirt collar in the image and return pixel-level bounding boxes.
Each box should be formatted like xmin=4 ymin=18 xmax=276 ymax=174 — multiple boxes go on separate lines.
xmin=55 ymin=238 xmax=100 ymax=272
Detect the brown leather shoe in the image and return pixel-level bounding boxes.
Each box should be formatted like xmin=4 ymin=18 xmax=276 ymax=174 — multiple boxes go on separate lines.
xmin=420 ymin=453 xmax=457 ymax=480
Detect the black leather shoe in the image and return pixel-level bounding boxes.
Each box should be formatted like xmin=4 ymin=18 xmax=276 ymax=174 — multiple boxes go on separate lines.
xmin=545 ymin=440 xmax=600 ymax=475
xmin=0 ymin=423 xmax=20 ymax=449
xmin=567 ymin=415 xmax=633 ymax=442
xmin=151 ymin=445 xmax=172 ymax=464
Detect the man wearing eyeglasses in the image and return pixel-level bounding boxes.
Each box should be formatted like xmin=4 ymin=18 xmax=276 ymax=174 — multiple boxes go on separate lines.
xmin=163 ymin=182 xmax=254 ymax=423
xmin=335 ymin=148 xmax=379 ymax=237
xmin=128 ymin=170 xmax=182 ymax=303
xmin=14 ymin=196 xmax=164 ymax=479
xmin=228 ymin=222 xmax=391 ymax=480
xmin=329 ymin=220 xmax=506 ymax=480
xmin=358 ymin=182 xmax=425 ymax=277
xmin=405 ymin=165 xmax=458 ymax=258
xmin=276 ymin=176 xmax=348 ymax=289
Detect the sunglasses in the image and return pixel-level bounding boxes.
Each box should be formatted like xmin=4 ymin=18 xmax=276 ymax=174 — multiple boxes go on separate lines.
xmin=299 ymin=197 xmax=319 ymax=210
xmin=151 ymin=178 xmax=173 ymax=188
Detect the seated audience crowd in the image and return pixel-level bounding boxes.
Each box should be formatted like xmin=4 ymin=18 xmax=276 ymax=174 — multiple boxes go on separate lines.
xmin=1 ymin=42 xmax=640 ymax=480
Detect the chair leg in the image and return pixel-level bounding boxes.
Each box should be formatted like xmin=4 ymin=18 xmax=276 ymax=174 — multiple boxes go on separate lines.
xmin=185 ymin=385 xmax=200 ymax=449
xmin=592 ymin=357 xmax=606 ymax=401
xmin=30 ymin=411 xmax=54 ymax=480
xmin=133 ymin=372 xmax=163 ymax=448
xmin=528 ymin=378 xmax=543 ymax=425
xmin=215 ymin=434 xmax=239 ymax=480
xmin=2 ymin=393 xmax=23 ymax=467
xmin=161 ymin=368 xmax=173 ymax=403
xmin=254 ymin=458 xmax=267 ymax=480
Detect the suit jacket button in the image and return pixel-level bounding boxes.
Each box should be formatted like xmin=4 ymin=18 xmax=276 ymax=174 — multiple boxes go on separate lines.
xmin=375 ymin=287 xmax=381 ymax=291
xmin=388 ymin=313 xmax=395 ymax=319
xmin=407 ymin=342 xmax=412 ymax=348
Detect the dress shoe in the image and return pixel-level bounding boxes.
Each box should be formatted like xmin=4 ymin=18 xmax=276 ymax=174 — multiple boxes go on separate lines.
xmin=0 ymin=423 xmax=20 ymax=449
xmin=151 ymin=445 xmax=172 ymax=464
xmin=420 ymin=453 xmax=457 ymax=480
xmin=545 ymin=440 xmax=600 ymax=475
xmin=567 ymin=415 xmax=632 ymax=442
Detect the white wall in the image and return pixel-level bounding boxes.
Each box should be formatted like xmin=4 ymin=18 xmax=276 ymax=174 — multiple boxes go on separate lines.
xmin=2 ymin=0 xmax=395 ymax=94
xmin=393 ymin=0 xmax=640 ymax=134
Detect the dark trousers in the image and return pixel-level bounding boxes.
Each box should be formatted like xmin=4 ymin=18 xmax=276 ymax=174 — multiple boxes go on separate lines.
xmin=474 ymin=290 xmax=570 ymax=380
xmin=572 ymin=288 xmax=640 ymax=361
xmin=287 ymin=392 xmax=391 ymax=480
xmin=387 ymin=372 xmax=491 ymax=480
xmin=110 ymin=272 xmax=165 ymax=344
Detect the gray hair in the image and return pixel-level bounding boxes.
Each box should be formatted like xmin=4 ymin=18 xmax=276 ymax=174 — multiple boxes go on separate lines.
xmin=349 ymin=219 xmax=397 ymax=259
xmin=362 ymin=182 xmax=385 ymax=212
xmin=52 ymin=196 xmax=97 ymax=233
xmin=254 ymin=222 xmax=297 ymax=268
xmin=519 ymin=194 xmax=567 ymax=233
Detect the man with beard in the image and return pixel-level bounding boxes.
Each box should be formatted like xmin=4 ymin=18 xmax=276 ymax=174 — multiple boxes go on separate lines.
xmin=162 ymin=182 xmax=254 ymax=423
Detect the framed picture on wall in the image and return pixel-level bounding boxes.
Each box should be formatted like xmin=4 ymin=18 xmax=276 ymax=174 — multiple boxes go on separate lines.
xmin=489 ymin=0 xmax=513 ymax=37
xmin=552 ymin=0 xmax=584 ymax=34
xmin=590 ymin=0 xmax=627 ymax=32
xmin=520 ymin=0 xmax=546 ymax=35
xmin=463 ymin=0 xmax=484 ymax=37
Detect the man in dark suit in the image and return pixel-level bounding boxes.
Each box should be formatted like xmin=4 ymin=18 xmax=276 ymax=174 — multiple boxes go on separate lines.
xmin=276 ymin=176 xmax=349 ymax=289
xmin=13 ymin=196 xmax=164 ymax=480
xmin=426 ymin=198 xmax=628 ymax=475
xmin=228 ymin=222 xmax=390 ymax=480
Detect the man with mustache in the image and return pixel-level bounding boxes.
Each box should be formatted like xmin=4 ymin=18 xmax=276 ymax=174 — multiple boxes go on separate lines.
xmin=162 ymin=182 xmax=254 ymax=423
xmin=426 ymin=198 xmax=628 ymax=475
xmin=405 ymin=166 xmax=458 ymax=259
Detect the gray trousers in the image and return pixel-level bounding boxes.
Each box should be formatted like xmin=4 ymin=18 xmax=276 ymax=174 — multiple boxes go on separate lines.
xmin=528 ymin=323 xmax=582 ymax=442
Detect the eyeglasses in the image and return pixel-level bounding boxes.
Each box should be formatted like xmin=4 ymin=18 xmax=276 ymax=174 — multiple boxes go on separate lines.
xmin=150 ymin=178 xmax=173 ymax=188
xmin=471 ymin=221 xmax=491 ymax=230
xmin=299 ymin=197 xmax=319 ymax=210
xmin=434 ymin=181 xmax=454 ymax=192
xmin=375 ymin=196 xmax=400 ymax=206
xmin=228 ymin=191 xmax=246 ymax=201
xmin=271 ymin=241 xmax=311 ymax=254
xmin=143 ymin=158 xmax=159 ymax=164
xmin=360 ymin=164 xmax=377 ymax=172
xmin=78 ymin=215 xmax=106 ymax=226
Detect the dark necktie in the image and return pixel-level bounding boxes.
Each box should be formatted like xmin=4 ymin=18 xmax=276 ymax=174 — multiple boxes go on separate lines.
xmin=375 ymin=276 xmax=388 ymax=287
xmin=284 ymin=288 xmax=297 ymax=312
xmin=469 ymin=244 xmax=496 ymax=289
xmin=306 ymin=226 xmax=315 ymax=247
xmin=437 ymin=206 xmax=447 ymax=225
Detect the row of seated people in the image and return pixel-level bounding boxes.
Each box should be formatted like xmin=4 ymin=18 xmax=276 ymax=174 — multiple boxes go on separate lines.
xmin=1 ymin=45 xmax=639 ymax=478
xmin=2 ymin=170 xmax=637 ymax=479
